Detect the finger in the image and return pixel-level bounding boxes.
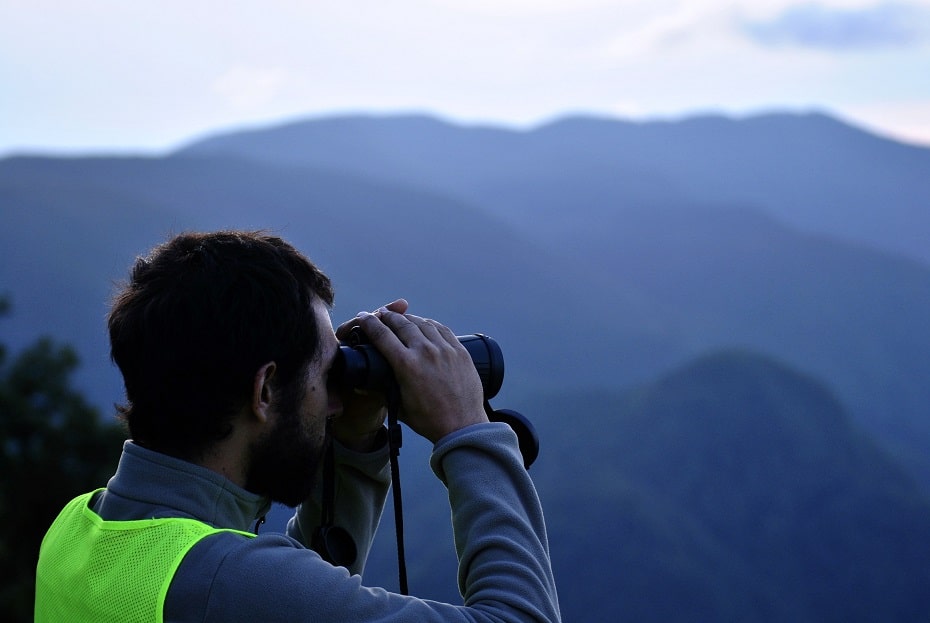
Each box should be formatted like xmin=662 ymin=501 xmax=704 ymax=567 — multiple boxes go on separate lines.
xmin=335 ymin=299 xmax=409 ymax=339
xmin=407 ymin=315 xmax=446 ymax=342
xmin=383 ymin=299 xmax=408 ymax=314
xmin=428 ymin=319 xmax=462 ymax=349
xmin=379 ymin=311 xmax=428 ymax=346
xmin=335 ymin=315 xmax=362 ymax=340
xmin=355 ymin=312 xmax=408 ymax=360
xmin=416 ymin=317 xmax=462 ymax=352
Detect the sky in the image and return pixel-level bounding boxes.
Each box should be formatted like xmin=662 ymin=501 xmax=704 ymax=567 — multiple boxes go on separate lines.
xmin=2 ymin=0 xmax=930 ymax=155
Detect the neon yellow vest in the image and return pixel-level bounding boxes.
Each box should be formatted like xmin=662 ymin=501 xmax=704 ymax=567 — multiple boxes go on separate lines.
xmin=35 ymin=489 xmax=256 ymax=623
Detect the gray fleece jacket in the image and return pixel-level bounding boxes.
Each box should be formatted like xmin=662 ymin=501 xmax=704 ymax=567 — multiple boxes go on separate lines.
xmin=90 ymin=422 xmax=560 ymax=622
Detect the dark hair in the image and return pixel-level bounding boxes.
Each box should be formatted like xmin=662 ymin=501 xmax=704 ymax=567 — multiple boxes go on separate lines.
xmin=108 ymin=231 xmax=334 ymax=459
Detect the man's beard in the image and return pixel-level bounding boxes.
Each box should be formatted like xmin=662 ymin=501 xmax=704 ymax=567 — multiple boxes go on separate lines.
xmin=245 ymin=383 xmax=325 ymax=507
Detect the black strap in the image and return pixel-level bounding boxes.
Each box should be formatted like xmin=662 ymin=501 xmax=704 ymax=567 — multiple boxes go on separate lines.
xmin=387 ymin=387 xmax=409 ymax=595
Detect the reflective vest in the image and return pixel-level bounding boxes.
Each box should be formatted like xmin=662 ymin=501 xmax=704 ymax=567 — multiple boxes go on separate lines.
xmin=35 ymin=489 xmax=255 ymax=622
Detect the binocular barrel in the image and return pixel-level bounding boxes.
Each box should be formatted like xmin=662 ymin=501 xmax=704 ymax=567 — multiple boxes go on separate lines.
xmin=333 ymin=332 xmax=505 ymax=400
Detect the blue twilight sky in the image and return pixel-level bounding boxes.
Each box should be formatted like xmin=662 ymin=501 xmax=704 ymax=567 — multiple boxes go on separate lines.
xmin=2 ymin=0 xmax=929 ymax=155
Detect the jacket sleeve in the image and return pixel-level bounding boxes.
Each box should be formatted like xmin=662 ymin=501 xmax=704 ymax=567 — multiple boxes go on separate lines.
xmin=173 ymin=422 xmax=561 ymax=623
xmin=430 ymin=422 xmax=561 ymax=622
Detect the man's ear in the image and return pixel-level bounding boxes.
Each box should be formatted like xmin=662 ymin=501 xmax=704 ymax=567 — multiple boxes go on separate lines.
xmin=252 ymin=362 xmax=277 ymax=424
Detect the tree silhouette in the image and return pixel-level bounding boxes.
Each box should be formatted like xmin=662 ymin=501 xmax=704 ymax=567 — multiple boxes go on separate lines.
xmin=0 ymin=295 xmax=126 ymax=621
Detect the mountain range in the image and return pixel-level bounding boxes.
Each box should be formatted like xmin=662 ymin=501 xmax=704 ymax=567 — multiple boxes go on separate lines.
xmin=3 ymin=110 xmax=930 ymax=620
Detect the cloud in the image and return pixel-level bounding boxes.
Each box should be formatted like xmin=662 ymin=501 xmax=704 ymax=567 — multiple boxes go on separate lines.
xmin=742 ymin=2 xmax=930 ymax=50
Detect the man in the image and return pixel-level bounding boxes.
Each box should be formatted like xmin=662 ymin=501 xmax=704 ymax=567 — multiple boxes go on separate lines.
xmin=35 ymin=230 xmax=560 ymax=622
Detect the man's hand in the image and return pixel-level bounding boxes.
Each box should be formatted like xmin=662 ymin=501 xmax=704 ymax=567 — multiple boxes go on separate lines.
xmin=353 ymin=309 xmax=488 ymax=443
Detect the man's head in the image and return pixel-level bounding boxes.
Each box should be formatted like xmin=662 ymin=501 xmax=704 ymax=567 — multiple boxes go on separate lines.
xmin=108 ymin=231 xmax=336 ymax=488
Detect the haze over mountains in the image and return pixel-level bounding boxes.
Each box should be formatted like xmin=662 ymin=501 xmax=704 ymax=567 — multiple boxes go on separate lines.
xmin=3 ymin=111 xmax=930 ymax=620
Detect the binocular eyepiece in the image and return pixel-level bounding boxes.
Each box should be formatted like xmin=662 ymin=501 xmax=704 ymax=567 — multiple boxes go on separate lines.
xmin=332 ymin=329 xmax=505 ymax=400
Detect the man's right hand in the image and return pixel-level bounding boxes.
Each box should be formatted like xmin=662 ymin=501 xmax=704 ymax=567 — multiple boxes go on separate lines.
xmin=353 ymin=310 xmax=488 ymax=443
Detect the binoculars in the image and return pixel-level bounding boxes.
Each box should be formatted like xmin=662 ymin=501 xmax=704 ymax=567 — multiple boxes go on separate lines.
xmin=332 ymin=328 xmax=537 ymax=468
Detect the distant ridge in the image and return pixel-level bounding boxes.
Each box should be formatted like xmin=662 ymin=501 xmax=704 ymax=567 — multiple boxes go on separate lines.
xmin=178 ymin=111 xmax=930 ymax=266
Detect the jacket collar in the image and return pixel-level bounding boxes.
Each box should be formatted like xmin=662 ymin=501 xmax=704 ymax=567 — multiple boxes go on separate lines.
xmin=100 ymin=440 xmax=272 ymax=531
